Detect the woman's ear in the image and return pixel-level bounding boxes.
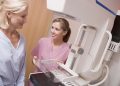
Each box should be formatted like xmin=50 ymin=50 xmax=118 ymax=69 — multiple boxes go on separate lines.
xmin=6 ymin=11 xmax=12 ymax=18
xmin=63 ymin=31 xmax=67 ymax=36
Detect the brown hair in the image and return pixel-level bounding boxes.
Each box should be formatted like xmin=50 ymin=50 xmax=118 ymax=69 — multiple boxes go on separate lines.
xmin=52 ymin=18 xmax=71 ymax=42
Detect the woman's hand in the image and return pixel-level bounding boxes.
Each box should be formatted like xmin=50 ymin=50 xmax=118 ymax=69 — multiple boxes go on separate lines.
xmin=32 ymin=56 xmax=40 ymax=68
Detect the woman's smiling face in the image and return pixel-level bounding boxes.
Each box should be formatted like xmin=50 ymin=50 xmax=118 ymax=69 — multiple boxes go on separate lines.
xmin=7 ymin=8 xmax=28 ymax=29
xmin=50 ymin=22 xmax=66 ymax=41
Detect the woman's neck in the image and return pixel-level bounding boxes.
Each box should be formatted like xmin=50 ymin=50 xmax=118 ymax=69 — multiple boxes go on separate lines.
xmin=1 ymin=28 xmax=17 ymax=37
xmin=52 ymin=38 xmax=64 ymax=47
xmin=1 ymin=28 xmax=20 ymax=48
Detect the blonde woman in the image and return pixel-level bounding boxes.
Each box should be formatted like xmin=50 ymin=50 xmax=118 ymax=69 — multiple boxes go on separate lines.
xmin=0 ymin=0 xmax=28 ymax=86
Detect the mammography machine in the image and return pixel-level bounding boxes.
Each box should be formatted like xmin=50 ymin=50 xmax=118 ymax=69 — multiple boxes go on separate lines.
xmin=30 ymin=0 xmax=120 ymax=86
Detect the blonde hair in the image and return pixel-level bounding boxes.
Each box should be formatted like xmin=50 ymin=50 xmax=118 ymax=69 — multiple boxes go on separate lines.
xmin=0 ymin=0 xmax=28 ymax=29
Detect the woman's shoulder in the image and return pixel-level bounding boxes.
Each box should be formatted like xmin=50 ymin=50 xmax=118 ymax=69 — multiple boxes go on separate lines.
xmin=38 ymin=36 xmax=51 ymax=43
xmin=62 ymin=42 xmax=71 ymax=50
xmin=40 ymin=37 xmax=50 ymax=40
xmin=19 ymin=33 xmax=26 ymax=44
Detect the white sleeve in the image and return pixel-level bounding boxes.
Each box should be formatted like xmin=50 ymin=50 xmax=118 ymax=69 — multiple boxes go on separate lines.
xmin=16 ymin=59 xmax=26 ymax=86
xmin=0 ymin=77 xmax=4 ymax=86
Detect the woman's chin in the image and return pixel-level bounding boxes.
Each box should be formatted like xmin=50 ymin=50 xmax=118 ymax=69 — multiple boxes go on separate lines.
xmin=51 ymin=36 xmax=57 ymax=40
xmin=16 ymin=25 xmax=23 ymax=29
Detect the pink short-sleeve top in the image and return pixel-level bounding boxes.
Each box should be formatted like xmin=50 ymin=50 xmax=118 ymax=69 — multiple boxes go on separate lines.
xmin=32 ymin=37 xmax=70 ymax=63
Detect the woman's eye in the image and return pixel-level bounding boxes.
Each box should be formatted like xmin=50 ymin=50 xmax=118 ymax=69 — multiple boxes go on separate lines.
xmin=51 ymin=26 xmax=61 ymax=31
xmin=56 ymin=28 xmax=61 ymax=31
xmin=51 ymin=26 xmax=54 ymax=29
xmin=55 ymin=28 xmax=59 ymax=30
xmin=21 ymin=15 xmax=26 ymax=18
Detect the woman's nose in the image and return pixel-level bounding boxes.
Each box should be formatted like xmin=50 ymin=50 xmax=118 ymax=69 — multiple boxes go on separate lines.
xmin=23 ymin=17 xmax=27 ymax=23
xmin=51 ymin=28 xmax=55 ymax=33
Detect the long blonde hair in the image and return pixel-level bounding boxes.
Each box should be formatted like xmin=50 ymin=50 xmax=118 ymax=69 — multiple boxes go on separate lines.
xmin=0 ymin=0 xmax=28 ymax=29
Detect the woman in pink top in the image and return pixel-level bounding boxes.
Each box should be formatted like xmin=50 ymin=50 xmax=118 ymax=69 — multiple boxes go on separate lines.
xmin=32 ymin=18 xmax=71 ymax=71
xmin=29 ymin=18 xmax=71 ymax=86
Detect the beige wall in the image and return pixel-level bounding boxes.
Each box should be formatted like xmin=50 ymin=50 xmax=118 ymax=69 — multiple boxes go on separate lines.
xmin=18 ymin=0 xmax=53 ymax=84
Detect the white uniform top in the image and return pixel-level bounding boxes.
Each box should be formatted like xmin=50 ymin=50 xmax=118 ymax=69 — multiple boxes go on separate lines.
xmin=0 ymin=31 xmax=26 ymax=86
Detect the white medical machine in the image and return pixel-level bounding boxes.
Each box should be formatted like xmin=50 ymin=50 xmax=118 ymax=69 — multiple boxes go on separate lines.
xmin=30 ymin=0 xmax=120 ymax=86
xmin=44 ymin=0 xmax=120 ymax=86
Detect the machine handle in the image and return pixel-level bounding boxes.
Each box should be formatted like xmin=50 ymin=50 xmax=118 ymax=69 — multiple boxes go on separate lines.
xmin=88 ymin=64 xmax=109 ymax=86
xmin=91 ymin=31 xmax=112 ymax=72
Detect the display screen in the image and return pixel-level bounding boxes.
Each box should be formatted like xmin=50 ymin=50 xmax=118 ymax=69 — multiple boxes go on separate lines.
xmin=29 ymin=72 xmax=65 ymax=86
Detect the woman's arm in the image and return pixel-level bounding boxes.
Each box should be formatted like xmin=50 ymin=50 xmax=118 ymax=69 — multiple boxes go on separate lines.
xmin=16 ymin=57 xmax=26 ymax=86
xmin=0 ymin=77 xmax=4 ymax=86
xmin=32 ymin=56 xmax=40 ymax=68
